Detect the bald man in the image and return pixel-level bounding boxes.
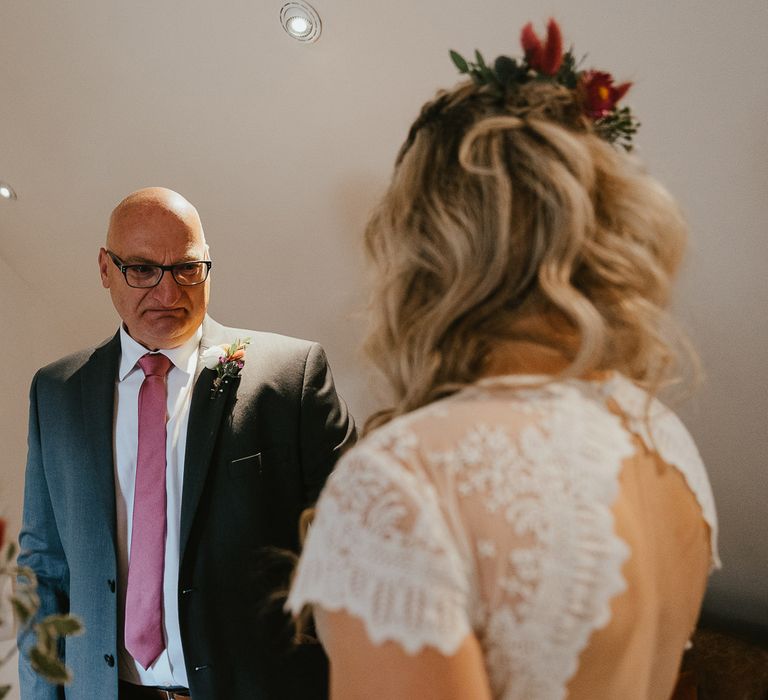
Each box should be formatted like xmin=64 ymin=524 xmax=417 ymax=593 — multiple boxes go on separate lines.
xmin=18 ymin=188 xmax=355 ymax=699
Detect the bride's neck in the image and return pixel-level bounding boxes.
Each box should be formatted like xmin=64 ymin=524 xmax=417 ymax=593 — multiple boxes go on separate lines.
xmin=482 ymin=339 xmax=572 ymax=377
xmin=478 ymin=314 xmax=608 ymax=380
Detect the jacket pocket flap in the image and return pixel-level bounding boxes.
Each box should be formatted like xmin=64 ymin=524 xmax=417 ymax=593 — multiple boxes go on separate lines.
xmin=228 ymin=446 xmax=289 ymax=479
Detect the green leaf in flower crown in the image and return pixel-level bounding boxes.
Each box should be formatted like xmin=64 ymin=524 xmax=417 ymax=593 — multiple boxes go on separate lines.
xmin=494 ymin=55 xmax=521 ymax=88
xmin=29 ymin=648 xmax=72 ymax=685
xmin=556 ymin=50 xmax=579 ymax=88
xmin=468 ymin=69 xmax=484 ymax=86
xmin=479 ymin=64 xmax=499 ymax=88
xmin=449 ymin=50 xmax=469 ymax=74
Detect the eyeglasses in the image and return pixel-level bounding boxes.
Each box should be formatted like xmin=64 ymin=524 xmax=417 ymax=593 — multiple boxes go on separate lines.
xmin=107 ymin=251 xmax=212 ymax=288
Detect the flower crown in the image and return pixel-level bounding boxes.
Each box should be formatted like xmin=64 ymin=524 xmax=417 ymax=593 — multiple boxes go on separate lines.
xmin=450 ymin=19 xmax=639 ymax=150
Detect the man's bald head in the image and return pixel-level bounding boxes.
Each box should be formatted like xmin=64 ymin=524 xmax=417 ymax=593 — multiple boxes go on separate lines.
xmin=107 ymin=187 xmax=205 ymax=249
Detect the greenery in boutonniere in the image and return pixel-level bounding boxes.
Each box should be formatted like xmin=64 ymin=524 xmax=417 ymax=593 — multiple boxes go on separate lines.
xmin=0 ymin=517 xmax=83 ymax=698
xmin=202 ymin=337 xmax=251 ymax=399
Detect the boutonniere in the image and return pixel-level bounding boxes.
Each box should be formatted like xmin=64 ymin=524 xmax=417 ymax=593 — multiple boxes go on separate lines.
xmin=202 ymin=337 xmax=251 ymax=399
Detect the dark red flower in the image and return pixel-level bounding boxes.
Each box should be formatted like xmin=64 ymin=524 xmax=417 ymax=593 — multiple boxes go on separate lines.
xmin=520 ymin=18 xmax=564 ymax=76
xmin=580 ymin=70 xmax=632 ymax=119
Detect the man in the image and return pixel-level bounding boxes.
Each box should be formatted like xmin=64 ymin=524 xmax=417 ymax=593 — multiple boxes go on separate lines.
xmin=18 ymin=187 xmax=355 ymax=699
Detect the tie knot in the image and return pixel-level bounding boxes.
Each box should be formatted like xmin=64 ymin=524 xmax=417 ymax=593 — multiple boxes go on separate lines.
xmin=138 ymin=353 xmax=173 ymax=378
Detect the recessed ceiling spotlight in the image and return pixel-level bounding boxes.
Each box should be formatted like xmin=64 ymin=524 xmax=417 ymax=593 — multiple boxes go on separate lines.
xmin=280 ymin=1 xmax=321 ymax=43
xmin=0 ymin=182 xmax=17 ymax=200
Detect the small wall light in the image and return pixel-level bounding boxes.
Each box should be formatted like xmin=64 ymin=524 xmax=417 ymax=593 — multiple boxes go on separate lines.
xmin=0 ymin=182 xmax=17 ymax=200
xmin=280 ymin=1 xmax=322 ymax=43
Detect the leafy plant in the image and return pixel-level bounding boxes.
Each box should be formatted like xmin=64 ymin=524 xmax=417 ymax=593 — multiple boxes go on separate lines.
xmin=0 ymin=522 xmax=83 ymax=697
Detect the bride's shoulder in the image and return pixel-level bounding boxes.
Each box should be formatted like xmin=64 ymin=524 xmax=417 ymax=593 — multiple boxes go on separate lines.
xmin=347 ymin=376 xmax=622 ymax=459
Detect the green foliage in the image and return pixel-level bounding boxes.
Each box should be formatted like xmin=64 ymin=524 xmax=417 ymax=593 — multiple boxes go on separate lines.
xmin=595 ymin=106 xmax=641 ymax=151
xmin=449 ymin=49 xmax=522 ymax=95
xmin=449 ymin=50 xmax=468 ymax=73
xmin=3 ymin=543 xmax=15 ymax=564
xmin=11 ymin=596 xmax=33 ymax=625
xmin=40 ymin=614 xmax=83 ymax=637
xmin=493 ymin=56 xmax=522 ymax=86
xmin=1 ymin=542 xmax=83 ymax=691
xmin=555 ymin=50 xmax=580 ymax=89
xmin=29 ymin=648 xmax=72 ymax=686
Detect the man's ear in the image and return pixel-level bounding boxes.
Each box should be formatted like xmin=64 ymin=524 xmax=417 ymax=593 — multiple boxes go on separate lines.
xmin=98 ymin=248 xmax=111 ymax=288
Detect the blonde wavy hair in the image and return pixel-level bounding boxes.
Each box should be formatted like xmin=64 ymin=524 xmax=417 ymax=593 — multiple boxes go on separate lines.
xmin=364 ymin=79 xmax=696 ymax=432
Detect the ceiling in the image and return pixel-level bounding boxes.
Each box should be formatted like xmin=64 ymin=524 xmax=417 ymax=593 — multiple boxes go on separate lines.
xmin=1 ymin=0 xmax=766 ymax=635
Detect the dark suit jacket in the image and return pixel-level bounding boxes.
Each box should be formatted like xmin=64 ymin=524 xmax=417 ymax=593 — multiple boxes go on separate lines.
xmin=18 ymin=316 xmax=356 ymax=699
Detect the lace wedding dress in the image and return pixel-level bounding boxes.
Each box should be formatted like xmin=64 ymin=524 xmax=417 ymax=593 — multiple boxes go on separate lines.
xmin=287 ymin=374 xmax=719 ymax=699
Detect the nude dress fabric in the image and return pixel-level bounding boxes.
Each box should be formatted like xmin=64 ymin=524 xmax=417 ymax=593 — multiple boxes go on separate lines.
xmin=288 ymin=373 xmax=719 ymax=700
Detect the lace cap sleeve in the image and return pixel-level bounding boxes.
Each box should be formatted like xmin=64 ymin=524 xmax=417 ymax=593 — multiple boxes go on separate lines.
xmin=286 ymin=441 xmax=472 ymax=656
xmin=604 ymin=374 xmax=721 ymax=569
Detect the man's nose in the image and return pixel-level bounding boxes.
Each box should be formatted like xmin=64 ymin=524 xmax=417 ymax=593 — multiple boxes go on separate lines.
xmin=151 ymin=270 xmax=183 ymax=304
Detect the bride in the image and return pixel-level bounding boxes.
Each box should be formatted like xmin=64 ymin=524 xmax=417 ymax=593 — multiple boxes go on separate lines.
xmin=288 ymin=19 xmax=718 ymax=699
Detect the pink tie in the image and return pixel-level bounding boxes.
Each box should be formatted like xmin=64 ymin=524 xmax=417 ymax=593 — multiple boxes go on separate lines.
xmin=125 ymin=353 xmax=173 ymax=669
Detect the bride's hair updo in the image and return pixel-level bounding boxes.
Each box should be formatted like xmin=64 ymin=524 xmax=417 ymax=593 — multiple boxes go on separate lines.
xmin=363 ymin=78 xmax=695 ymax=431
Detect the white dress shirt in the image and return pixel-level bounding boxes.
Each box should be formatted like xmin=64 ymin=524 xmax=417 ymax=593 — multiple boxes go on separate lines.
xmin=114 ymin=325 xmax=202 ymax=687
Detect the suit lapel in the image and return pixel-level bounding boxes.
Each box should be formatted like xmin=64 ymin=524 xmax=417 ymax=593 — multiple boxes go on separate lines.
xmin=80 ymin=332 xmax=121 ymax=552
xmin=179 ymin=318 xmax=239 ymax=558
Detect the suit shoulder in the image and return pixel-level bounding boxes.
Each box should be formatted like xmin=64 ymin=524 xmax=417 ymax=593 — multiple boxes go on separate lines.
xmin=248 ymin=331 xmax=317 ymax=357
xmin=34 ymin=335 xmax=116 ymax=385
xmin=211 ymin=321 xmax=317 ymax=359
xmin=242 ymin=332 xmax=325 ymax=379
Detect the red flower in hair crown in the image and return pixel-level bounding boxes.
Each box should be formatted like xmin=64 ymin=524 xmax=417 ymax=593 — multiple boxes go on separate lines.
xmin=520 ymin=19 xmax=564 ymax=76
xmin=450 ymin=18 xmax=639 ymax=149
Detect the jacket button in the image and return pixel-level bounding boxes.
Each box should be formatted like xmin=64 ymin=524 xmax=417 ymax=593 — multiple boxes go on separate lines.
xmin=104 ymin=654 xmax=115 ymax=667
xmin=107 ymin=579 xmax=116 ymax=593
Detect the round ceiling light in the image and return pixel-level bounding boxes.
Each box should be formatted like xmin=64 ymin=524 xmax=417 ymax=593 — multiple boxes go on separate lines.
xmin=280 ymin=2 xmax=321 ymax=43
xmin=0 ymin=182 xmax=17 ymax=200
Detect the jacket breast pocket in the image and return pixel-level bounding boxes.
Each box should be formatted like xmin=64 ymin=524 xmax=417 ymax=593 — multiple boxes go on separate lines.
xmin=228 ymin=447 xmax=289 ymax=480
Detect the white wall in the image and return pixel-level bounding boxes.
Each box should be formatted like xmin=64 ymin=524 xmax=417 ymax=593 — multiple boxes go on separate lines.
xmin=0 ymin=0 xmax=766 ymax=695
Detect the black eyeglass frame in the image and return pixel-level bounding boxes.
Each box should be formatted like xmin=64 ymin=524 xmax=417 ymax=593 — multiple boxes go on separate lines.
xmin=107 ymin=250 xmax=212 ymax=288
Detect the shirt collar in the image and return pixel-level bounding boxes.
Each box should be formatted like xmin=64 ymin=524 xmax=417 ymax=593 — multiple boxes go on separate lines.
xmin=118 ymin=325 xmax=203 ymax=381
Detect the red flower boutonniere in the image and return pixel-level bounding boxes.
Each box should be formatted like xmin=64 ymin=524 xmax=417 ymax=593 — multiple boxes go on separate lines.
xmin=202 ymin=338 xmax=251 ymax=399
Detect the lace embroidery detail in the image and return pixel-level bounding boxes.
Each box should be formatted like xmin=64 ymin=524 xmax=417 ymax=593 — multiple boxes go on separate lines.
xmin=601 ymin=375 xmax=720 ymax=568
xmin=287 ymin=447 xmax=471 ymax=655
xmin=288 ymin=375 xmax=718 ymax=700
xmin=424 ymin=386 xmax=634 ymax=697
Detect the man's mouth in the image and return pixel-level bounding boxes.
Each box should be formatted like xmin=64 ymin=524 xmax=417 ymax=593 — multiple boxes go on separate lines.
xmin=143 ymin=307 xmax=187 ymax=316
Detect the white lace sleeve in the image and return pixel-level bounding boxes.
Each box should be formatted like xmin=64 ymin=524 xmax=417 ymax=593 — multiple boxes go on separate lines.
xmin=605 ymin=374 xmax=721 ymax=569
xmin=286 ymin=443 xmax=472 ymax=655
